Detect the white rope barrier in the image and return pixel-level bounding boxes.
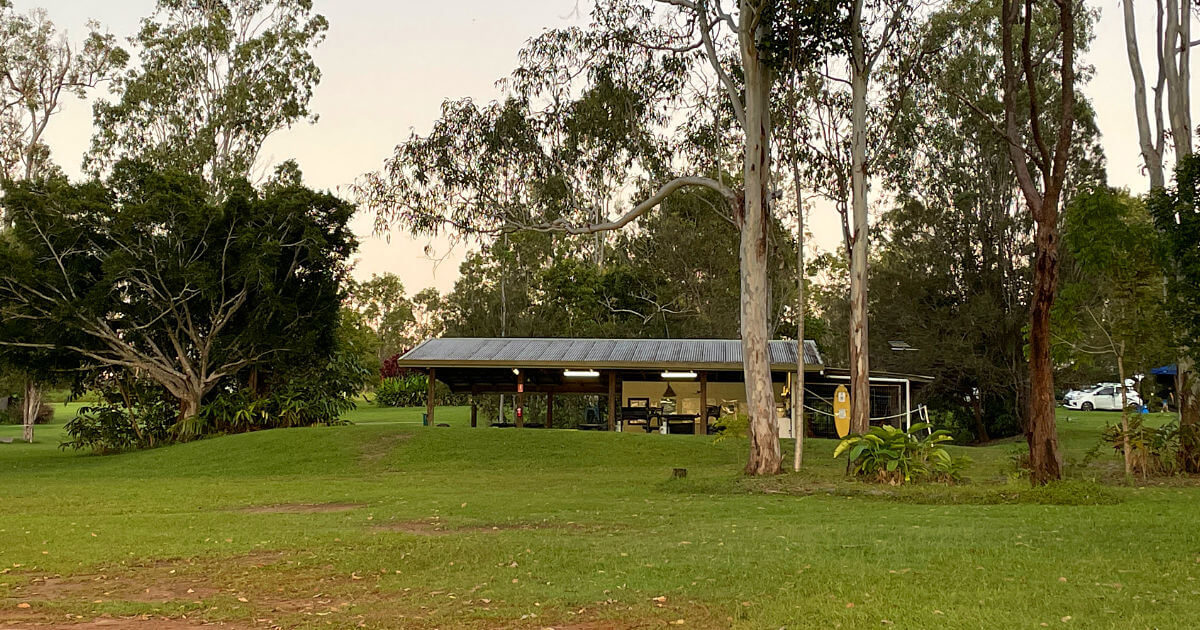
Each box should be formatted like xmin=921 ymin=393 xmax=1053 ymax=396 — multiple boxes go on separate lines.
xmin=800 ymin=403 xmax=929 ymax=424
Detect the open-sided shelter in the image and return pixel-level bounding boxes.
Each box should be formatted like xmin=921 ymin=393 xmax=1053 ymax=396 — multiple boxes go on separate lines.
xmin=393 ymin=337 xmax=931 ymax=436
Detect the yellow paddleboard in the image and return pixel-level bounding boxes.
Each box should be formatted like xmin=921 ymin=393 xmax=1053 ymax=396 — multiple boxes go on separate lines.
xmin=834 ymin=384 xmax=850 ymax=437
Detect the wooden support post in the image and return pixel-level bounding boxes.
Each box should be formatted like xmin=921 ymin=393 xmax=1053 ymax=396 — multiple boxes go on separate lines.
xmin=607 ymin=371 xmax=617 ymax=431
xmin=470 ymin=385 xmax=478 ymax=428
xmin=545 ymin=392 xmax=554 ymax=428
xmin=425 ymin=368 xmax=436 ymax=427
xmin=516 ymin=370 xmax=525 ymax=428
xmin=699 ymin=371 xmax=708 ymax=435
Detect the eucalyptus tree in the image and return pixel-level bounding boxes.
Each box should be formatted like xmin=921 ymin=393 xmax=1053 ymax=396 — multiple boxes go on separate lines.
xmin=345 ymin=273 xmax=416 ymax=363
xmin=359 ymin=0 xmax=841 ymax=475
xmin=771 ymin=0 xmax=848 ymax=468
xmin=841 ymin=0 xmax=928 ymax=434
xmin=994 ymin=0 xmax=1081 ymax=484
xmin=865 ymin=0 xmax=1102 ymax=445
xmin=86 ymin=0 xmax=326 ymax=194
xmin=780 ymin=0 xmax=923 ymax=435
xmin=1121 ymin=0 xmax=1192 ymax=190
xmin=0 ymin=3 xmax=126 ymax=183
xmin=0 ymin=163 xmax=356 ymax=424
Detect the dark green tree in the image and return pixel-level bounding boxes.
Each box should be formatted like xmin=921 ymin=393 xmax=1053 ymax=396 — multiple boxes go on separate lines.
xmin=0 ymin=163 xmax=356 ymax=424
xmin=1054 ymin=187 xmax=1170 ymax=475
xmin=1148 ymin=154 xmax=1200 ymax=471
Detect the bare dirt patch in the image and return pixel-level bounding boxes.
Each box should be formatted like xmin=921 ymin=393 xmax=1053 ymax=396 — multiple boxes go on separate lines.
xmin=18 ymin=574 xmax=219 ymax=604
xmin=0 ymin=613 xmax=252 ymax=629
xmin=238 ymin=503 xmax=364 ymax=514
xmin=358 ymin=432 xmax=412 ymax=466
xmin=6 ymin=552 xmax=286 ymax=608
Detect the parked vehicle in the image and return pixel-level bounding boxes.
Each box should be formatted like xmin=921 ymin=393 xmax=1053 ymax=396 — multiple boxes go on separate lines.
xmin=1063 ymin=383 xmax=1112 ymax=405
xmin=1062 ymin=384 xmax=1143 ymax=411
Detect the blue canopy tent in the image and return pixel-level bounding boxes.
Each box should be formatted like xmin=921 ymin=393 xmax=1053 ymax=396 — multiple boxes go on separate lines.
xmin=1151 ymin=365 xmax=1179 ymax=411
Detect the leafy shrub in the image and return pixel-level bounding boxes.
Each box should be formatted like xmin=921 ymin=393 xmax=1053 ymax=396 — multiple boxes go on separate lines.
xmin=1004 ymin=444 xmax=1031 ymax=481
xmin=711 ymin=413 xmax=748 ymax=442
xmin=184 ymin=384 xmax=354 ymax=440
xmin=375 ymin=374 xmax=422 ymax=407
xmin=62 ymin=396 xmax=175 ymax=454
xmin=375 ymin=373 xmax=466 ymax=407
xmin=834 ymin=423 xmax=971 ymax=484
xmin=1099 ymin=416 xmax=1199 ymax=476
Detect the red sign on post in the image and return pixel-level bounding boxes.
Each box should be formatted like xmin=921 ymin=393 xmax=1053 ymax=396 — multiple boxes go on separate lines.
xmin=516 ymin=407 xmax=523 ymax=418
xmin=517 ymin=383 xmax=524 ymax=393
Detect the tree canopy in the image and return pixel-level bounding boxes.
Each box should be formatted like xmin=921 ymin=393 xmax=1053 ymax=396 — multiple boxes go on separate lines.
xmin=86 ymin=0 xmax=327 ymax=192
xmin=0 ymin=163 xmax=356 ymax=422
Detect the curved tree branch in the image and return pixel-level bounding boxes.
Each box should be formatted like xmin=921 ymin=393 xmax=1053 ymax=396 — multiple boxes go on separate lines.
xmin=511 ymin=175 xmax=737 ymax=234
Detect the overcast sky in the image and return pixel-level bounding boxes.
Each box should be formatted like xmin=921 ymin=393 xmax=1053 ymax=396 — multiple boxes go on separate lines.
xmin=13 ymin=0 xmax=1184 ymax=296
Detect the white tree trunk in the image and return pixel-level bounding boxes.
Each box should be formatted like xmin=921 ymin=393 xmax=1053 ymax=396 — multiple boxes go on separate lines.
xmin=1164 ymin=0 xmax=1193 ymax=156
xmin=848 ymin=0 xmax=872 ymax=435
xmin=792 ymin=161 xmax=806 ymax=471
xmin=1122 ymin=0 xmax=1166 ymax=189
xmin=21 ymin=378 xmax=41 ymax=443
xmin=739 ymin=1 xmax=780 ymax=476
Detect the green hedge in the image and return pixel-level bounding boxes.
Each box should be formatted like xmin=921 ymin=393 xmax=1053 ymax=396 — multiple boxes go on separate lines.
xmin=375 ymin=374 xmax=467 ymax=407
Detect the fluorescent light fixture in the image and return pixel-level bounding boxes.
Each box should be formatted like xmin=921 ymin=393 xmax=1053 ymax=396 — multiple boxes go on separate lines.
xmin=661 ymin=371 xmax=697 ymax=379
xmin=563 ymin=369 xmax=600 ymax=378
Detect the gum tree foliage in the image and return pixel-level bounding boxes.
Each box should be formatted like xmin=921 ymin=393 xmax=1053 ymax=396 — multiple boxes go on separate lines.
xmin=847 ymin=0 xmax=1103 ymax=444
xmin=1054 ymin=187 xmax=1170 ymax=476
xmin=409 ymin=288 xmax=447 ymax=343
xmin=0 ymin=163 xmax=356 ymax=424
xmin=1148 ymin=154 xmax=1200 ymax=471
xmin=358 ymin=0 xmax=842 ymax=476
xmin=0 ymin=2 xmax=126 ymax=183
xmin=86 ymin=0 xmax=326 ymax=193
xmin=432 ymin=187 xmax=807 ymax=342
xmin=344 ymin=273 xmax=416 ymax=364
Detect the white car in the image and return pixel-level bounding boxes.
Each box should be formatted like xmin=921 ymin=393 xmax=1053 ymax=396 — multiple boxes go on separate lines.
xmin=1063 ymin=384 xmax=1143 ymax=411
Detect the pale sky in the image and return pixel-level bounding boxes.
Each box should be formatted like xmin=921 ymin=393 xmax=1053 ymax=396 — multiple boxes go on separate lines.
xmin=13 ymin=0 xmax=1183 ymax=296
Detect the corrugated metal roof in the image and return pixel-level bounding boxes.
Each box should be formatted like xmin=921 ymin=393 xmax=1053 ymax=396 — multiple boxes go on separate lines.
xmin=395 ymin=338 xmax=823 ymax=370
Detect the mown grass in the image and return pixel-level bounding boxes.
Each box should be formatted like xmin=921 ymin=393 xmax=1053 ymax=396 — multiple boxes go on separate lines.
xmin=1 ymin=404 xmax=1198 ymax=628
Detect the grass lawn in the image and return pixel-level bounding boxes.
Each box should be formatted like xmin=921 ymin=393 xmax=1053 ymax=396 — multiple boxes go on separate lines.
xmin=1 ymin=403 xmax=1198 ymax=629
